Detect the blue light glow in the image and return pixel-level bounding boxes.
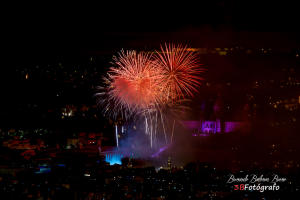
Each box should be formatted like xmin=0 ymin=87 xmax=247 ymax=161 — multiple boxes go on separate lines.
xmin=105 ymin=153 xmax=123 ymax=165
xmin=151 ymin=145 xmax=169 ymax=158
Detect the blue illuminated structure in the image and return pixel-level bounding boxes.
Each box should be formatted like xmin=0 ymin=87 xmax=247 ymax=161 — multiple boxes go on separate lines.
xmin=105 ymin=152 xmax=123 ymax=165
xmin=182 ymin=120 xmax=244 ymax=136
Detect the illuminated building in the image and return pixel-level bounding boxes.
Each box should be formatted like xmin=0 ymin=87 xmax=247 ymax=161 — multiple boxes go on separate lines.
xmin=181 ymin=120 xmax=245 ymax=136
xmin=104 ymin=152 xmax=123 ymax=165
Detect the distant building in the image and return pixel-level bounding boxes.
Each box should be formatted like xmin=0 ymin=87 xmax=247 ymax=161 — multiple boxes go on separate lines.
xmin=181 ymin=119 xmax=245 ymax=136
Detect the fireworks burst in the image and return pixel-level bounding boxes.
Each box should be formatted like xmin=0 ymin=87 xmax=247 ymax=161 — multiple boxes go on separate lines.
xmin=154 ymin=43 xmax=205 ymax=101
xmin=97 ymin=44 xmax=205 ymax=148
xmin=97 ymin=50 xmax=163 ymax=119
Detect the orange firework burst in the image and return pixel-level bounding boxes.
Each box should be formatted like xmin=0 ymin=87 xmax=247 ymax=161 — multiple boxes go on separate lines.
xmin=108 ymin=50 xmax=163 ymax=112
xmin=154 ymin=43 xmax=205 ymax=101
xmin=98 ymin=44 xmax=205 ymax=120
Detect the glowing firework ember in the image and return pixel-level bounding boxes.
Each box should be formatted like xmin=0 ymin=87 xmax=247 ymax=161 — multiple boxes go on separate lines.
xmin=97 ymin=44 xmax=205 ymax=148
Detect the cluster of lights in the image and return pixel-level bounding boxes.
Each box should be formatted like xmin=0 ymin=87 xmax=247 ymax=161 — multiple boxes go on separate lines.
xmin=280 ymin=77 xmax=300 ymax=88
xmin=270 ymin=118 xmax=297 ymax=127
xmin=60 ymin=104 xmax=97 ymax=119
xmin=16 ymin=58 xmax=100 ymax=83
xmin=157 ymin=47 xmax=276 ymax=56
xmin=270 ymin=98 xmax=299 ymax=111
xmin=0 ymin=128 xmax=50 ymax=137
xmin=273 ymin=160 xmax=300 ymax=169
xmin=61 ymin=105 xmax=76 ymax=118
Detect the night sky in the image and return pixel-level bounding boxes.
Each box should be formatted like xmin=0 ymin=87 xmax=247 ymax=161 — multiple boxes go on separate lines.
xmin=2 ymin=1 xmax=300 ymax=127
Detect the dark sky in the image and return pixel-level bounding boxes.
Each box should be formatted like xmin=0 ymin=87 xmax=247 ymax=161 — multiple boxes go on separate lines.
xmin=1 ymin=1 xmax=300 ymax=130
xmin=3 ymin=1 xmax=300 ymax=88
xmin=5 ymin=1 xmax=300 ymax=56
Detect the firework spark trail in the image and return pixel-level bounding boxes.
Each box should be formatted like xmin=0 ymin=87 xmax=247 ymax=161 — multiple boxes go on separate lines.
xmin=171 ymin=119 xmax=175 ymax=143
xmin=154 ymin=111 xmax=158 ymax=145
